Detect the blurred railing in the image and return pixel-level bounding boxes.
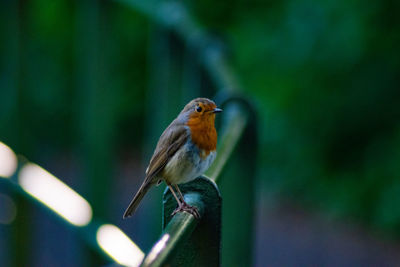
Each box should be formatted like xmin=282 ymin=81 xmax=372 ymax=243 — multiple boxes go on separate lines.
xmin=115 ymin=1 xmax=258 ymax=266
xmin=0 ymin=142 xmax=145 ymax=266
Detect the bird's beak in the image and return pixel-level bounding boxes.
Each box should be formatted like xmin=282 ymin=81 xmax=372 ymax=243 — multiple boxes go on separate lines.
xmin=213 ymin=107 xmax=223 ymax=113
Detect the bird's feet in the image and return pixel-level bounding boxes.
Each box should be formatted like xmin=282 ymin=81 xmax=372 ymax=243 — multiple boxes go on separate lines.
xmin=171 ymin=202 xmax=200 ymax=219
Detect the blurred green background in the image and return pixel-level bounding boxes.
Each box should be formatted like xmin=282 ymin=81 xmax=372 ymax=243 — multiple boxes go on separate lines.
xmin=1 ymin=0 xmax=400 ymax=266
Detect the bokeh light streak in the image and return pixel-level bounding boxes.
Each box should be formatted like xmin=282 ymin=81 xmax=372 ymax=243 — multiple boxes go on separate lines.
xmin=143 ymin=234 xmax=170 ymax=265
xmin=0 ymin=142 xmax=17 ymax=178
xmin=96 ymin=224 xmax=144 ymax=267
xmin=19 ymin=163 xmax=92 ymax=226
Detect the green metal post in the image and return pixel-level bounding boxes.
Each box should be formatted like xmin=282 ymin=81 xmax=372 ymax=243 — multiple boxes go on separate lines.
xmin=141 ymin=176 xmax=221 ymax=266
xmin=163 ymin=176 xmax=221 ymax=266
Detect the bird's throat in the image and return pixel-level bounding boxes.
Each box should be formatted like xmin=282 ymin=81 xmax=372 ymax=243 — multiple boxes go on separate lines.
xmin=187 ymin=118 xmax=217 ymax=155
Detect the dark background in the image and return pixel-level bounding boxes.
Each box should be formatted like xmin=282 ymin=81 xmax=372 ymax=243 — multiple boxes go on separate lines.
xmin=1 ymin=0 xmax=400 ymax=266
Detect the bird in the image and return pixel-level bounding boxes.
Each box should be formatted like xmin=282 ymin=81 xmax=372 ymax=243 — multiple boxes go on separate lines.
xmin=123 ymin=97 xmax=222 ymax=219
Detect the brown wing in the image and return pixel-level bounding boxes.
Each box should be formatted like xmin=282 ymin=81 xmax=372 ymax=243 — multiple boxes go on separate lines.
xmin=123 ymin=120 xmax=189 ymax=218
xmin=144 ymin=123 xmax=189 ymax=183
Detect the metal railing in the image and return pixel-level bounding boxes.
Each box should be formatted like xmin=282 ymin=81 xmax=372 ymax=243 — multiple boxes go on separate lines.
xmin=0 ymin=145 xmax=145 ymax=266
xmin=115 ymin=1 xmax=258 ymax=266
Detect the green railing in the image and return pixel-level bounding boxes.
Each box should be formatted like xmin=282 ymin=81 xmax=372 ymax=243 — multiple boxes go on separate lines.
xmin=114 ymin=1 xmax=258 ymax=266
xmin=0 ymin=148 xmax=145 ymax=267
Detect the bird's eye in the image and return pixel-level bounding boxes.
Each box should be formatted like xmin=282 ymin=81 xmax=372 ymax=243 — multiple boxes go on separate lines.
xmin=195 ymin=106 xmax=202 ymax=113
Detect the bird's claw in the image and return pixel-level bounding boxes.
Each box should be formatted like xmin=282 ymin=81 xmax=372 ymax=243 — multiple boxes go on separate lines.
xmin=171 ymin=202 xmax=200 ymax=219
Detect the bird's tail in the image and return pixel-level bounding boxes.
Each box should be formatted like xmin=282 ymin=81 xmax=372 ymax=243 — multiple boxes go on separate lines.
xmin=123 ymin=181 xmax=153 ymax=219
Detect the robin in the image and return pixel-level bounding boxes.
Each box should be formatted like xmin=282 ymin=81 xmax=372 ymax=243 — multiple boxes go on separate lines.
xmin=123 ymin=98 xmax=222 ymax=219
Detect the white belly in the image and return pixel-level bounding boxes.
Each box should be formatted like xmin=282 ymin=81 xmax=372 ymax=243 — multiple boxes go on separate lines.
xmin=162 ymin=141 xmax=216 ymax=184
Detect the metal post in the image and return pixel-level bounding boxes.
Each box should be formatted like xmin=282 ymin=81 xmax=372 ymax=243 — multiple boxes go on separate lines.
xmin=141 ymin=176 xmax=221 ymax=266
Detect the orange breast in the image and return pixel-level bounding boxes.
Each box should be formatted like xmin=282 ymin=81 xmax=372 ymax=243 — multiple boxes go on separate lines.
xmin=186 ymin=115 xmax=217 ymax=157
